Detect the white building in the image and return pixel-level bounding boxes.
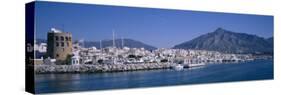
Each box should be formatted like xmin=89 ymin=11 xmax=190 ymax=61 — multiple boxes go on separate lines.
xmin=34 ymin=43 xmax=47 ymax=53
xmin=71 ymin=50 xmax=81 ymax=65
xmin=71 ymin=55 xmax=80 ymax=65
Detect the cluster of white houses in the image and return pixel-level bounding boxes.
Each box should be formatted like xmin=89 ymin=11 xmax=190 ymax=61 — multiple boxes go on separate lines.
xmin=34 ymin=28 xmax=254 ymax=65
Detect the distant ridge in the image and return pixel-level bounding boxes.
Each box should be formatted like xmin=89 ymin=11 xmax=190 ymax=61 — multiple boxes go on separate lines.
xmin=36 ymin=38 xmax=157 ymax=51
xmin=173 ymin=28 xmax=273 ymax=54
xmin=83 ymin=39 xmax=157 ymax=50
xmin=36 ymin=28 xmax=273 ymax=54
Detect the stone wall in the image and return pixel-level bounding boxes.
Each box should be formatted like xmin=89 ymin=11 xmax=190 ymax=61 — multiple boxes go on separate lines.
xmin=35 ymin=63 xmax=176 ymax=73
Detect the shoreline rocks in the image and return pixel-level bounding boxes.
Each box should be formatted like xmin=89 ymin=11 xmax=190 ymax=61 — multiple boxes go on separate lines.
xmin=35 ymin=63 xmax=176 ymax=74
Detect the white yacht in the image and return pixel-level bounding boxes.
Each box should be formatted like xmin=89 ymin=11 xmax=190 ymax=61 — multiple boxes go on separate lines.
xmin=172 ymin=64 xmax=184 ymax=70
xmin=188 ymin=63 xmax=205 ymax=68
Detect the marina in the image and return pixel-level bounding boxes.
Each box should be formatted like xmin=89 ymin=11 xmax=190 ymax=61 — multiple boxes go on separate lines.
xmin=26 ymin=2 xmax=274 ymax=94
xmin=33 ymin=29 xmax=264 ymax=74
xmin=35 ymin=59 xmax=257 ymax=73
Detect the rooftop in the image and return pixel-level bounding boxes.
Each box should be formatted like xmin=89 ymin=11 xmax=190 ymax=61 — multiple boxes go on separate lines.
xmin=50 ymin=28 xmax=62 ymax=33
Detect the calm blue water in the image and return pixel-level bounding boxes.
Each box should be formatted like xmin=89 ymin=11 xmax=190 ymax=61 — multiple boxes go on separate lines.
xmin=35 ymin=59 xmax=273 ymax=93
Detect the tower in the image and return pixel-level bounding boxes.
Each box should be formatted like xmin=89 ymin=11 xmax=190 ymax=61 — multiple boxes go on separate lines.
xmin=47 ymin=28 xmax=72 ymax=62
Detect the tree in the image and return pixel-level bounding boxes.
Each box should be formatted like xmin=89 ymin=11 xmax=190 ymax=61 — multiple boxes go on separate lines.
xmin=160 ymin=59 xmax=168 ymax=63
xmin=97 ymin=59 xmax=103 ymax=64
xmin=136 ymin=55 xmax=143 ymax=59
xmin=64 ymin=54 xmax=73 ymax=65
xmin=128 ymin=54 xmax=136 ymax=58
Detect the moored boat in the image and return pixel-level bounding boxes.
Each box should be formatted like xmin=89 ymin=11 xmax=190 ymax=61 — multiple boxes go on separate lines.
xmin=187 ymin=63 xmax=205 ymax=68
xmin=172 ymin=64 xmax=184 ymax=70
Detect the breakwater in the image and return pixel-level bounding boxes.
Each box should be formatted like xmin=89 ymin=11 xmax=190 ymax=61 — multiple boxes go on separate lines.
xmin=35 ymin=63 xmax=176 ymax=74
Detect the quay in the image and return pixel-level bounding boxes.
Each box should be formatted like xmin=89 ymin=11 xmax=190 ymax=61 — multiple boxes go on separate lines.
xmin=35 ymin=63 xmax=176 ymax=74
xmin=34 ymin=59 xmax=252 ymax=74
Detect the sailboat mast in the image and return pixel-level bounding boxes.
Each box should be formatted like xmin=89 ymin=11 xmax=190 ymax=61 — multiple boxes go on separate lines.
xmin=121 ymin=37 xmax=124 ymax=49
xmin=112 ymin=29 xmax=115 ymax=48
xmin=100 ymin=40 xmax=102 ymax=49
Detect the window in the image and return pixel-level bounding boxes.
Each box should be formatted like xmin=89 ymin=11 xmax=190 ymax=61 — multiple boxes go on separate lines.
xmin=61 ymin=36 xmax=64 ymax=41
xmin=56 ymin=54 xmax=59 ymax=57
xmin=55 ymin=36 xmax=59 ymax=40
xmin=56 ymin=42 xmax=59 ymax=47
xmin=61 ymin=42 xmax=64 ymax=47
xmin=69 ymin=37 xmax=71 ymax=41
xmin=62 ymin=48 xmax=65 ymax=51
xmin=67 ymin=42 xmax=69 ymax=47
xmin=65 ymin=37 xmax=69 ymax=41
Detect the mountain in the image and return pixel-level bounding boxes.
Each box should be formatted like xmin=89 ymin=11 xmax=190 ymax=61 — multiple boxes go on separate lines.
xmin=173 ymin=28 xmax=273 ymax=54
xmin=266 ymin=37 xmax=273 ymax=48
xmin=35 ymin=38 xmax=47 ymax=44
xmin=36 ymin=38 xmax=157 ymax=50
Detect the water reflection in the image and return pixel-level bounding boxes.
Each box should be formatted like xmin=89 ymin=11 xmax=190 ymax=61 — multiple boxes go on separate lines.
xmin=35 ymin=59 xmax=273 ymax=93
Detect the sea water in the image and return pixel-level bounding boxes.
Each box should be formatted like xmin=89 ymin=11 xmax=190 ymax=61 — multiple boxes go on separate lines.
xmin=35 ymin=59 xmax=273 ymax=93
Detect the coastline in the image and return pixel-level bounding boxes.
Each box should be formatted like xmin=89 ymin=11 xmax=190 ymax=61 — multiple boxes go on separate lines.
xmin=35 ymin=63 xmax=176 ymax=74
xmin=34 ymin=59 xmax=273 ymax=74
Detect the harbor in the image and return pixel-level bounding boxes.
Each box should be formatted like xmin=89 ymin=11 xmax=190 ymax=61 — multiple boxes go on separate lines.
xmin=35 ymin=63 xmax=174 ymax=73
xmin=34 ymin=59 xmax=259 ymax=73
xmin=26 ymin=2 xmax=275 ymax=94
xmin=33 ymin=28 xmax=268 ymax=73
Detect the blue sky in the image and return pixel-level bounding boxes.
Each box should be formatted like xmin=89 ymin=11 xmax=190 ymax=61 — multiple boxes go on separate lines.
xmin=35 ymin=1 xmax=273 ymax=48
